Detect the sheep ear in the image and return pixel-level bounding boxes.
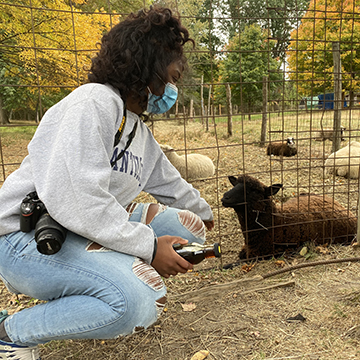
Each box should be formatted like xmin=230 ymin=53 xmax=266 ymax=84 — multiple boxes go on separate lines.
xmin=228 ymin=176 xmax=238 ymax=186
xmin=265 ymin=184 xmax=283 ymax=197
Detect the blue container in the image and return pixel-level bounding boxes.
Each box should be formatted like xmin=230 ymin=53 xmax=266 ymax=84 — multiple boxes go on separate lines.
xmin=318 ymin=93 xmax=347 ymax=109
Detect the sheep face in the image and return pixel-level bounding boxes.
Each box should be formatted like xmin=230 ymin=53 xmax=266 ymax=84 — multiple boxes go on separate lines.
xmin=286 ymin=137 xmax=296 ymax=148
xmin=221 ymin=175 xmax=283 ymax=212
xmin=159 ymin=144 xmax=174 ymax=153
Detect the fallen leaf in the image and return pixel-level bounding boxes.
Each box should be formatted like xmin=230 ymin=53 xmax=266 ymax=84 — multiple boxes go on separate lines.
xmin=181 ymin=302 xmax=196 ymax=312
xmin=275 ymin=260 xmax=285 ymax=267
xmin=299 ymin=246 xmax=308 ymax=256
xmin=190 ymin=350 xmax=209 ymax=360
xmin=316 ymin=245 xmax=329 ymax=254
xmin=241 ymin=263 xmax=256 ymax=273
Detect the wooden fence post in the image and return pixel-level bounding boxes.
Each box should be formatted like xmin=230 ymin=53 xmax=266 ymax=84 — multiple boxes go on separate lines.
xmin=332 ymin=41 xmax=342 ymax=153
xmin=175 ymin=100 xmax=179 ymax=117
xmin=201 ymin=75 xmax=205 ymax=125
xmin=226 ymin=83 xmax=233 ymax=136
xmin=260 ymin=76 xmax=268 ymax=147
xmin=206 ymin=84 xmax=212 ymax=132
xmin=189 ymin=99 xmax=194 ymax=121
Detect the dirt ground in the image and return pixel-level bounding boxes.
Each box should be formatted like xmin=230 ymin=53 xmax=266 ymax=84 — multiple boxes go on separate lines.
xmin=1 ymin=115 xmax=360 ymax=359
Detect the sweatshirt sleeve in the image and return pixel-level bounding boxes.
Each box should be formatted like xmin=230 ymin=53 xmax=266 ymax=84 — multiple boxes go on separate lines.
xmin=143 ymin=148 xmax=214 ymax=221
xmin=27 ymin=88 xmax=156 ymax=264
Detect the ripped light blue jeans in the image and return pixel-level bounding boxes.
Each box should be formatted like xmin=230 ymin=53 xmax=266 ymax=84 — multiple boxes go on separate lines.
xmin=0 ymin=203 xmax=206 ymax=347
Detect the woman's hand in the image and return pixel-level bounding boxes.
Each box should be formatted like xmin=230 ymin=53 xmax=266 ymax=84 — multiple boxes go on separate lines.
xmin=203 ymin=219 xmax=214 ymax=231
xmin=151 ymin=236 xmax=193 ymax=278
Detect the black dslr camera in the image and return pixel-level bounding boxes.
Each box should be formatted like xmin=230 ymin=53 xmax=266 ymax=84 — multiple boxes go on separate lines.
xmin=20 ymin=191 xmax=67 ymax=255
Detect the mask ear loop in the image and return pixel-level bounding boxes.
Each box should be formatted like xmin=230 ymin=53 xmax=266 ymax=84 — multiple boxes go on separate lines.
xmin=155 ymin=72 xmax=166 ymax=86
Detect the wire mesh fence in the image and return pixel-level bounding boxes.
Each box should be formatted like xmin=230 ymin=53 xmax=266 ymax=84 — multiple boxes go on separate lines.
xmin=1 ymin=0 xmax=359 ymax=264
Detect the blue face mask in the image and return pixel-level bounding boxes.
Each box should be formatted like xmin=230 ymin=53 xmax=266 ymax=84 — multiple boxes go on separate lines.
xmin=147 ymin=83 xmax=178 ymax=114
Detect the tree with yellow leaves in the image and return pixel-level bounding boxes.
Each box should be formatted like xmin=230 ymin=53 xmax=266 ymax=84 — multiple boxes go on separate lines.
xmin=0 ymin=0 xmax=113 ymax=122
xmin=287 ymin=0 xmax=360 ymax=100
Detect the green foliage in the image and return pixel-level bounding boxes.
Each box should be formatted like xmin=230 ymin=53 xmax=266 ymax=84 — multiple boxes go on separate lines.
xmin=201 ymin=0 xmax=310 ymax=61
xmin=215 ymin=24 xmax=283 ymax=112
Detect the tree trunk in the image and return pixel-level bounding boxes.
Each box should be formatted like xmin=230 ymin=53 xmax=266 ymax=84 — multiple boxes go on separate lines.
xmin=0 ymin=95 xmax=9 ymax=125
xmin=349 ymin=90 xmax=355 ymax=108
xmin=332 ymin=41 xmax=342 ymax=153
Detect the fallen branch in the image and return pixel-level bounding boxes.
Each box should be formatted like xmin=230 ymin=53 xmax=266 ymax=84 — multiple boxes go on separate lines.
xmin=262 ymin=256 xmax=360 ymax=279
xmin=171 ymin=256 xmax=360 ymax=302
xmin=233 ymin=280 xmax=295 ymax=296
xmin=171 ymin=276 xmax=294 ymax=302
xmin=170 ymin=275 xmax=263 ymax=301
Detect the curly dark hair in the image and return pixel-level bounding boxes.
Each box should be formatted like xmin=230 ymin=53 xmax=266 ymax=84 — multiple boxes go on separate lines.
xmin=88 ymin=6 xmax=194 ymax=108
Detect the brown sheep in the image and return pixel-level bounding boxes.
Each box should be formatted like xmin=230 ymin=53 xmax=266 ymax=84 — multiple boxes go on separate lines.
xmin=221 ymin=174 xmax=357 ymax=259
xmin=266 ymin=137 xmax=297 ymax=157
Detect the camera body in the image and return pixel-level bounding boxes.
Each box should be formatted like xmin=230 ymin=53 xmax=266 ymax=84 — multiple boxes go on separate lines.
xmin=20 ymin=191 xmax=67 ymax=255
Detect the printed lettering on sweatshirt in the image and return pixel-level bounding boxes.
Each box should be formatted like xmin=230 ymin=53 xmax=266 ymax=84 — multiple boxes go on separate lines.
xmin=111 ymin=149 xmax=143 ymax=184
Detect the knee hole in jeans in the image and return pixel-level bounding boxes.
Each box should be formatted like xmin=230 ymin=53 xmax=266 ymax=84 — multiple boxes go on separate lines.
xmin=177 ymin=210 xmax=206 ymax=240
xmin=145 ymin=203 xmax=159 ymax=224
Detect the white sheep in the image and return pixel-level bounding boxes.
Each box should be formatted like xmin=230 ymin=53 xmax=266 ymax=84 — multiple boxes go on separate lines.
xmin=313 ymin=127 xmax=346 ymax=141
xmin=325 ymin=141 xmax=360 ymax=179
xmin=159 ymin=144 xmax=215 ymax=180
xmin=266 ymin=137 xmax=297 ymax=157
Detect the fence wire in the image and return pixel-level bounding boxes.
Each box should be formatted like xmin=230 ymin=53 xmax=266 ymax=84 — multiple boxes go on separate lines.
xmin=1 ymin=0 xmax=359 ymax=262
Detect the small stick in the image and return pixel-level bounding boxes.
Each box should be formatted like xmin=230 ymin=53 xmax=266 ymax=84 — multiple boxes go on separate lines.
xmin=232 ymin=280 xmax=295 ymax=297
xmin=262 ymin=256 xmax=360 ymax=279
xmin=170 ymin=275 xmax=263 ymax=300
xmin=171 ymin=278 xmax=294 ymax=302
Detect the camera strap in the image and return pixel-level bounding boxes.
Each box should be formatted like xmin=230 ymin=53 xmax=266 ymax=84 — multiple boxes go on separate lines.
xmin=111 ymin=105 xmax=138 ymax=167
xmin=113 ymin=105 xmax=127 ymax=147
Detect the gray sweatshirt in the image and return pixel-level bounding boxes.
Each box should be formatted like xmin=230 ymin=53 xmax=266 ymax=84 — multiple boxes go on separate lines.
xmin=0 ymin=83 xmax=213 ymax=264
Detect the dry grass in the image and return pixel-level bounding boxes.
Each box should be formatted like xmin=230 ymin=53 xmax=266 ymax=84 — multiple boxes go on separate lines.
xmin=1 ymin=110 xmax=360 ymax=359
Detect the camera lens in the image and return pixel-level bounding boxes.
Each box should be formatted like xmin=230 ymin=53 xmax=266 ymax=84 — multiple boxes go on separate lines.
xmin=35 ymin=213 xmax=67 ymax=255
xmin=36 ymin=232 xmax=63 ymax=255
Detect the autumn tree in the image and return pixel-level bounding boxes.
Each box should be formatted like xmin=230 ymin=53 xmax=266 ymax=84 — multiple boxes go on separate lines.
xmin=287 ymin=0 xmax=360 ymax=99
xmin=0 ymin=0 xmax=112 ymax=122
xmin=75 ymin=0 xmax=151 ymax=17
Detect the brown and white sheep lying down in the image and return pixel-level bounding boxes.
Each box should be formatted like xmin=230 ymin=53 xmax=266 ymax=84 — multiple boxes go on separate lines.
xmin=159 ymin=144 xmax=215 ymax=180
xmin=325 ymin=141 xmax=360 ymax=179
xmin=313 ymin=127 xmax=346 ymax=141
xmin=266 ymin=137 xmax=297 ymax=157
xmin=221 ymin=175 xmax=357 ymax=259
